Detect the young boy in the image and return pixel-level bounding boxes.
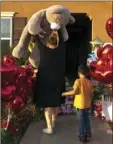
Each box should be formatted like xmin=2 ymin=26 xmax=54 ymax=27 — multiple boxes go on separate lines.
xmin=62 ymin=65 xmax=93 ymax=142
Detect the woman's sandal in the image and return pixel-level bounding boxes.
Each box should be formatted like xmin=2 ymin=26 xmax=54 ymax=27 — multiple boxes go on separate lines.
xmin=43 ymin=128 xmax=53 ymax=135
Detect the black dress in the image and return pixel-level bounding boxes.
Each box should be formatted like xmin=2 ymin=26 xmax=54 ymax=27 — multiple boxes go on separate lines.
xmin=33 ymin=31 xmax=66 ymax=108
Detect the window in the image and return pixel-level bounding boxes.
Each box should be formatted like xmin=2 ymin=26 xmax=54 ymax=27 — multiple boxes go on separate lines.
xmin=1 ymin=12 xmax=15 ymax=57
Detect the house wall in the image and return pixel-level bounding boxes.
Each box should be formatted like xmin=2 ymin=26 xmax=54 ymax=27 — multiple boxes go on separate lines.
xmin=1 ymin=1 xmax=112 ymax=42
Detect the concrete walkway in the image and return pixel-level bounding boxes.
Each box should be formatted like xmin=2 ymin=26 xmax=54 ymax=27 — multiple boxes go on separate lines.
xmin=20 ymin=115 xmax=112 ymax=144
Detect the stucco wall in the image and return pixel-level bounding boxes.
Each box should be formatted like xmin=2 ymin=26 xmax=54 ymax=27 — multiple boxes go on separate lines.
xmin=1 ymin=1 xmax=112 ymax=42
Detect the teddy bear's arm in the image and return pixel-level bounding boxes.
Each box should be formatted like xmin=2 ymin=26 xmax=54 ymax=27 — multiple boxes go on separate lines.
xmin=69 ymin=16 xmax=75 ymax=24
xmin=28 ymin=9 xmax=46 ymax=36
xmin=12 ymin=25 xmax=31 ymax=58
xmin=61 ymin=26 xmax=69 ymax=42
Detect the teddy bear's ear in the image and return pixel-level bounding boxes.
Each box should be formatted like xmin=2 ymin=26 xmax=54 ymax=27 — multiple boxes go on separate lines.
xmin=28 ymin=9 xmax=46 ymax=35
xmin=69 ymin=16 xmax=75 ymax=24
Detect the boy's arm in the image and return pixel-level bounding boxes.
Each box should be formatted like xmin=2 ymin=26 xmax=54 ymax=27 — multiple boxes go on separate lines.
xmin=62 ymin=80 xmax=79 ymax=96
xmin=62 ymin=89 xmax=75 ymax=96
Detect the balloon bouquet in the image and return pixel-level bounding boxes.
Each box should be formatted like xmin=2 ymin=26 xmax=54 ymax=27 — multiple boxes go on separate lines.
xmin=1 ymin=55 xmax=36 ymax=133
xmin=87 ymin=18 xmax=113 ymax=123
xmin=87 ymin=18 xmax=113 ymax=85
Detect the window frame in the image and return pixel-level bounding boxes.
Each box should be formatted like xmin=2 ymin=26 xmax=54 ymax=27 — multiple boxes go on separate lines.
xmin=1 ymin=12 xmax=15 ymax=47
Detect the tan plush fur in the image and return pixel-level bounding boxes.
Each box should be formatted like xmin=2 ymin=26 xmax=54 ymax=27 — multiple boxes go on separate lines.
xmin=12 ymin=5 xmax=75 ymax=68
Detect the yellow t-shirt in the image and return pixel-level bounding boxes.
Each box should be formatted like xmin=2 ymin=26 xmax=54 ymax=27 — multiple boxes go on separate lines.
xmin=73 ymin=78 xmax=93 ymax=109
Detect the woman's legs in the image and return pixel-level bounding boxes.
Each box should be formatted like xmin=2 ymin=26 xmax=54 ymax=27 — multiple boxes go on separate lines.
xmin=51 ymin=107 xmax=59 ymax=128
xmin=43 ymin=107 xmax=59 ymax=134
xmin=43 ymin=108 xmax=53 ymax=134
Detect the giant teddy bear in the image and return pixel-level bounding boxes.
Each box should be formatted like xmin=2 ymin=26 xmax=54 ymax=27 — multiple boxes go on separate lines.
xmin=12 ymin=5 xmax=75 ymax=68
xmin=12 ymin=5 xmax=75 ymax=108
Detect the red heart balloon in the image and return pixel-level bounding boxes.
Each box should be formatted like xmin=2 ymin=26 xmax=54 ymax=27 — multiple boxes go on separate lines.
xmin=100 ymin=44 xmax=113 ymax=60
xmin=1 ymin=86 xmax=16 ymax=101
xmin=94 ymin=46 xmax=103 ymax=58
xmin=11 ymin=97 xmax=24 ymax=113
xmin=89 ymin=43 xmax=113 ymax=84
xmin=105 ymin=18 xmax=113 ymax=39
xmin=90 ymin=69 xmax=112 ymax=84
xmin=3 ymin=55 xmax=17 ymax=66
xmin=96 ymin=59 xmax=107 ymax=70
xmin=109 ymin=59 xmax=112 ymax=69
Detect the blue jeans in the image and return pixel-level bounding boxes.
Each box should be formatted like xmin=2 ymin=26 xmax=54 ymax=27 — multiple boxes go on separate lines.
xmin=76 ymin=108 xmax=91 ymax=137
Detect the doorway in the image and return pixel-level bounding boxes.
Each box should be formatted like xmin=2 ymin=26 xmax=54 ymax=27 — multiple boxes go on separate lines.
xmin=65 ymin=13 xmax=92 ymax=86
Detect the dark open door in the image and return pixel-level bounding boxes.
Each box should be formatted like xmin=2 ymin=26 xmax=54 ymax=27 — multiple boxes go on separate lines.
xmin=65 ymin=13 xmax=92 ymax=86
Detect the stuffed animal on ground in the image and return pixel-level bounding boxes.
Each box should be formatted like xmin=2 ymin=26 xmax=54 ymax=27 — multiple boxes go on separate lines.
xmin=12 ymin=5 xmax=75 ymax=68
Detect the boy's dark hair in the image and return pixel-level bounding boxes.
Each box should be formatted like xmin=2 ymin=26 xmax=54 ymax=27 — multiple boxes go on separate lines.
xmin=78 ymin=65 xmax=89 ymax=76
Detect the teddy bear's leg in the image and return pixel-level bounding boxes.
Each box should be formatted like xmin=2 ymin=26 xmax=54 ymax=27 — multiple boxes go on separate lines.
xmin=28 ymin=44 xmax=40 ymax=69
xmin=12 ymin=25 xmax=31 ymax=58
xmin=61 ymin=26 xmax=69 ymax=42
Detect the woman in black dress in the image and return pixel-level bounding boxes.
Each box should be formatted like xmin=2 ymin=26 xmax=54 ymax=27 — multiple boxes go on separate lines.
xmin=34 ymin=30 xmax=66 ymax=134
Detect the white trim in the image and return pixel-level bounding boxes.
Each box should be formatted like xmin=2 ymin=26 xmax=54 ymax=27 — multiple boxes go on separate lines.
xmin=1 ymin=12 xmax=15 ymax=17
xmin=1 ymin=38 xmax=11 ymax=40
xmin=1 ymin=17 xmax=12 ymax=20
xmin=10 ymin=17 xmax=13 ymax=46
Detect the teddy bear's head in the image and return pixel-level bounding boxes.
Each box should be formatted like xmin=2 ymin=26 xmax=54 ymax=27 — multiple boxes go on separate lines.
xmin=28 ymin=5 xmax=75 ymax=47
xmin=46 ymin=5 xmax=75 ymax=31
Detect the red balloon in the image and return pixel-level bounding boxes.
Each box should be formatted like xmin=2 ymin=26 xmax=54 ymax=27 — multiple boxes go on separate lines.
xmin=96 ymin=105 xmax=102 ymax=112
xmin=90 ymin=69 xmax=112 ymax=84
xmin=3 ymin=55 xmax=17 ymax=66
xmin=100 ymin=44 xmax=113 ymax=60
xmin=11 ymin=97 xmax=24 ymax=113
xmin=90 ymin=61 xmax=97 ymax=68
xmin=109 ymin=59 xmax=112 ymax=69
xmin=89 ymin=44 xmax=113 ymax=84
xmin=105 ymin=18 xmax=113 ymax=39
xmin=16 ymin=71 xmax=27 ymax=86
xmin=94 ymin=46 xmax=103 ymax=58
xmin=20 ymin=94 xmax=27 ymax=103
xmin=96 ymin=59 xmax=107 ymax=70
xmin=1 ymin=86 xmax=16 ymax=101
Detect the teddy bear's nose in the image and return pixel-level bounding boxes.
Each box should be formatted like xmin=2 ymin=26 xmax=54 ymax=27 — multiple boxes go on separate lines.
xmin=50 ymin=22 xmax=60 ymax=31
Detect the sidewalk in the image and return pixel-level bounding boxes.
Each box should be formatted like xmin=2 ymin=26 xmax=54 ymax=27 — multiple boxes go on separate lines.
xmin=20 ymin=115 xmax=112 ymax=144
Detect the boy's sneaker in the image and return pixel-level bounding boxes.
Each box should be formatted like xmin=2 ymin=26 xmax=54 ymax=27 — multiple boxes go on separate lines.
xmin=79 ymin=136 xmax=87 ymax=143
xmin=85 ymin=133 xmax=91 ymax=140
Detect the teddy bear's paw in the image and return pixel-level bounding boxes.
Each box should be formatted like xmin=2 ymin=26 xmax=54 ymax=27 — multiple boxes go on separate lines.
xmin=12 ymin=47 xmax=27 ymax=58
xmin=63 ymin=33 xmax=69 ymax=42
xmin=28 ymin=57 xmax=39 ymax=69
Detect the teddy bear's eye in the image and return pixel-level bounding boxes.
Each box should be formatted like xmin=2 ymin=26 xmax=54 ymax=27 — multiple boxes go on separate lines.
xmin=54 ymin=11 xmax=62 ymax=15
xmin=54 ymin=11 xmax=62 ymax=14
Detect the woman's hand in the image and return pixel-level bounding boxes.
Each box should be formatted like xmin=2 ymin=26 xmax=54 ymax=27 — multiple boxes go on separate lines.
xmin=62 ymin=92 xmax=66 ymax=97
